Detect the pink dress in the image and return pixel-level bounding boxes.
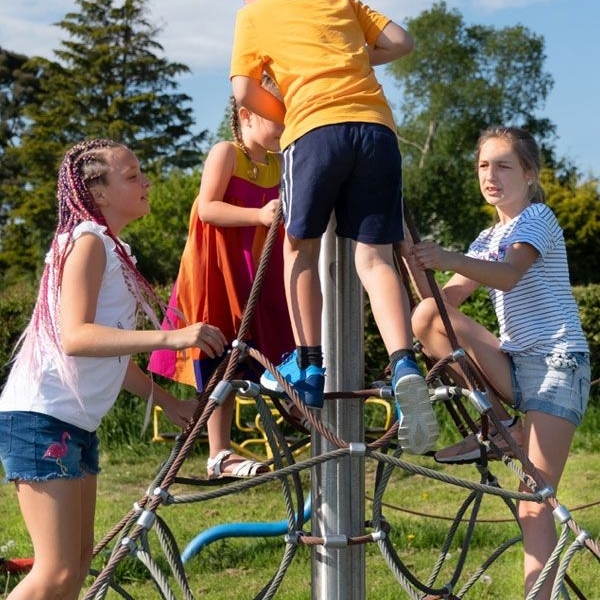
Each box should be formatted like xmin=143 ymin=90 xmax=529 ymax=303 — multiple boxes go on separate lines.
xmin=148 ymin=144 xmax=293 ymax=391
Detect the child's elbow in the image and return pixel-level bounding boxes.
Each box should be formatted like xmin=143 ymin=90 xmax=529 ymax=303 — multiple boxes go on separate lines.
xmin=231 ymin=76 xmax=253 ymax=105
xmin=379 ymin=23 xmax=414 ymax=59
xmin=396 ymin=33 xmax=414 ymax=56
xmin=61 ymin=336 xmax=80 ymax=357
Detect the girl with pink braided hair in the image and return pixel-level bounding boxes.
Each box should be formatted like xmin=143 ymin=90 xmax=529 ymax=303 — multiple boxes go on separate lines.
xmin=0 ymin=139 xmax=227 ymax=600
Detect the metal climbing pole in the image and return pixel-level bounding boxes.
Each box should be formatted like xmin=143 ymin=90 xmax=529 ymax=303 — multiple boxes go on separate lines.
xmin=311 ymin=221 xmax=366 ymax=600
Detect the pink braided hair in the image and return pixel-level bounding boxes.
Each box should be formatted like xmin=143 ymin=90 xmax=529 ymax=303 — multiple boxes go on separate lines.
xmin=12 ymin=139 xmax=164 ymax=390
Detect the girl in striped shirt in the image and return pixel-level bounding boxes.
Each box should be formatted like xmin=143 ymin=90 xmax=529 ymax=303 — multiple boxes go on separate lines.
xmin=410 ymin=126 xmax=590 ymax=600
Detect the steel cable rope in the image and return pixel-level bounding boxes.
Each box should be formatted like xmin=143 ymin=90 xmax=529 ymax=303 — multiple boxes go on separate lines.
xmin=153 ymin=514 xmax=195 ymax=600
xmin=526 ymin=525 xmax=572 ymax=600
xmin=79 ymin=198 xmax=600 ymax=600
xmin=370 ymin=445 xmax=520 ymax=598
xmin=398 ymin=209 xmax=600 ymax=591
xmin=371 ymin=444 xmax=454 ymax=598
xmin=366 ymin=495 xmax=600 ymax=524
xmin=83 ymin=202 xmax=300 ymax=599
xmin=176 ymin=342 xmax=596 ymax=596
xmin=86 ymin=568 xmax=136 ymax=600
xmin=551 ymin=537 xmax=594 ymax=600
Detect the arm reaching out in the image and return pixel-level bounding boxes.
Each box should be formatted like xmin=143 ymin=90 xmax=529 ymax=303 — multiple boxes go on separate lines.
xmin=412 ymin=240 xmax=539 ymax=293
xmin=123 ymin=360 xmax=198 ymax=429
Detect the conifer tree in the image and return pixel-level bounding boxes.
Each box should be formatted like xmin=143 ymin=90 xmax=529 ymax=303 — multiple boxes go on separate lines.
xmin=0 ymin=0 xmax=207 ymax=282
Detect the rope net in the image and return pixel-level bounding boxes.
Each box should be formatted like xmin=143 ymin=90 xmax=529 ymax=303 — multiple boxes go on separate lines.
xmin=40 ymin=206 xmax=600 ymax=600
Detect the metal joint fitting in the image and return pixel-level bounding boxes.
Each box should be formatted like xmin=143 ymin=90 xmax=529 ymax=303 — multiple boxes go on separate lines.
xmin=576 ymin=530 xmax=591 ymax=546
xmin=469 ymin=389 xmax=492 ymax=414
xmin=379 ymin=386 xmax=393 ymax=399
xmin=539 ymin=486 xmax=555 ymax=501
xmin=451 ymin=348 xmax=465 ymax=361
xmin=284 ymin=533 xmax=301 ymax=545
xmin=120 ymin=537 xmax=137 ymax=555
xmin=371 ymin=530 xmax=386 ymax=542
xmin=552 ymin=504 xmax=571 ymax=524
xmin=153 ymin=487 xmax=170 ymax=504
xmin=322 ymin=535 xmax=348 ymax=548
xmin=236 ymin=380 xmax=261 ymax=398
xmin=136 ymin=510 xmax=157 ymax=530
xmin=209 ymin=380 xmax=233 ymax=405
xmin=348 ymin=442 xmax=366 ymax=456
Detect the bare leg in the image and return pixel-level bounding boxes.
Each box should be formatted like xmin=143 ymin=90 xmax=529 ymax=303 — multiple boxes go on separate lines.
xmin=519 ymin=411 xmax=575 ymax=600
xmin=284 ymin=234 xmax=322 ymax=346
xmin=207 ymin=390 xmax=235 ymax=456
xmin=206 ymin=391 xmax=267 ymax=475
xmin=355 ymin=242 xmax=413 ymax=353
xmin=8 ymin=475 xmax=96 ymax=600
xmin=412 ymin=297 xmax=513 ymax=417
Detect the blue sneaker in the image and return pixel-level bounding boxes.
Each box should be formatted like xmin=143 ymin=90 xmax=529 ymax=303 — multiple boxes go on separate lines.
xmin=260 ymin=350 xmax=325 ymax=408
xmin=393 ymin=356 xmax=438 ymax=454
xmin=295 ymin=364 xmax=325 ymax=408
xmin=260 ymin=351 xmax=298 ymax=393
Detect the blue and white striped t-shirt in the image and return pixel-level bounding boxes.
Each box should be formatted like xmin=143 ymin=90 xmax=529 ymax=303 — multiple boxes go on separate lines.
xmin=467 ymin=203 xmax=588 ymax=355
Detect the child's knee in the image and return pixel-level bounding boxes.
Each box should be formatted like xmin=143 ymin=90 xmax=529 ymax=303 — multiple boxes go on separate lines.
xmin=412 ymin=297 xmax=439 ymax=336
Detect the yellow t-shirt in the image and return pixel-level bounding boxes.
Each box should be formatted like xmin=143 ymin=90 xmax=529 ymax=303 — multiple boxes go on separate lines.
xmin=230 ymin=0 xmax=397 ymax=149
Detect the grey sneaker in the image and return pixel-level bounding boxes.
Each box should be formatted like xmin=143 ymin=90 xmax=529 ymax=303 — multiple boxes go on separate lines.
xmin=392 ymin=356 xmax=439 ymax=454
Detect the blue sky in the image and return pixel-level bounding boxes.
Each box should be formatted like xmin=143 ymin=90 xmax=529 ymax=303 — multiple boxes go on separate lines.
xmin=1 ymin=0 xmax=598 ymax=177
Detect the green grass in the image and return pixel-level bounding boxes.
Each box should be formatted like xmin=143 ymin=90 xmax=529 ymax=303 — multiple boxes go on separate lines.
xmin=2 ymin=402 xmax=600 ymax=599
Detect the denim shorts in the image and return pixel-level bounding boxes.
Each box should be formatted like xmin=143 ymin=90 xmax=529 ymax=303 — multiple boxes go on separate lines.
xmin=0 ymin=411 xmax=100 ymax=483
xmin=510 ymin=352 xmax=591 ymax=426
xmin=281 ymin=122 xmax=405 ymax=243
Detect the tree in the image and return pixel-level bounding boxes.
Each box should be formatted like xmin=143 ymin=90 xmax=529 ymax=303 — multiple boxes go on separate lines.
xmin=387 ymin=2 xmax=555 ymax=248
xmin=0 ymin=0 xmax=209 ymax=285
xmin=542 ymin=170 xmax=600 ymax=285
xmin=0 ymin=49 xmax=41 ymax=237
xmin=0 ymin=48 xmax=41 ymax=165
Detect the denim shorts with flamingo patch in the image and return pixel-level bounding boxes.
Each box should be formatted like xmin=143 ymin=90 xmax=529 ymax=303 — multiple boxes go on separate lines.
xmin=0 ymin=411 xmax=100 ymax=483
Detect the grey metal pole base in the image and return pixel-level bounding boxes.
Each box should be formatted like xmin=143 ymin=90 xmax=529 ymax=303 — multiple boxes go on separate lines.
xmin=311 ymin=223 xmax=365 ymax=600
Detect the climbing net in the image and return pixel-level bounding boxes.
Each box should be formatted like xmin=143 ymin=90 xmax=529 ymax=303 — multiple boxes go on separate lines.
xmin=41 ymin=210 xmax=600 ymax=599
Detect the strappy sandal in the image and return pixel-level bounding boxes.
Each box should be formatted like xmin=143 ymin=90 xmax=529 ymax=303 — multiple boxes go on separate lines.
xmin=206 ymin=449 xmax=269 ymax=479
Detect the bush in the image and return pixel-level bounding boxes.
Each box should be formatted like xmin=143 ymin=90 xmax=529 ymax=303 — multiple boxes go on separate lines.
xmin=0 ymin=283 xmax=37 ymax=386
xmin=1 ymin=281 xmax=598 ymax=448
xmin=573 ymin=284 xmax=600 ymax=382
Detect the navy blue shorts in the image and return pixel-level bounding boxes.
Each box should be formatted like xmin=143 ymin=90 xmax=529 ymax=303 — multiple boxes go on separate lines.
xmin=0 ymin=411 xmax=100 ymax=483
xmin=281 ymin=122 xmax=405 ymax=243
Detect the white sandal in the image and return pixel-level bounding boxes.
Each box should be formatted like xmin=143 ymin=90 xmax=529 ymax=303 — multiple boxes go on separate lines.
xmin=206 ymin=449 xmax=268 ymax=479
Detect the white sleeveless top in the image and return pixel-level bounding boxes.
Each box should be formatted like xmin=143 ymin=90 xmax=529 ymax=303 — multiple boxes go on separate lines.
xmin=0 ymin=222 xmax=137 ymax=431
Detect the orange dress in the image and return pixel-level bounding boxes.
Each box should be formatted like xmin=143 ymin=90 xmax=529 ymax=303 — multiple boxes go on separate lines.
xmin=148 ymin=145 xmax=293 ymax=391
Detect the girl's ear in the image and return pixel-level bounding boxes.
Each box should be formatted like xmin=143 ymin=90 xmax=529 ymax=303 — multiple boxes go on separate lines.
xmin=89 ymin=185 xmax=108 ymax=206
xmin=238 ymin=105 xmax=252 ymax=125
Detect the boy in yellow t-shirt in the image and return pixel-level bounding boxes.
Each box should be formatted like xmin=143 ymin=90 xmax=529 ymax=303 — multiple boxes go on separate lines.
xmin=230 ymin=0 xmax=438 ymax=455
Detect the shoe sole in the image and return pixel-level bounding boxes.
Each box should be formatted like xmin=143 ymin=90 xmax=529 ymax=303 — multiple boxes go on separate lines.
xmin=435 ymin=431 xmax=518 ymax=464
xmin=260 ymin=372 xmax=284 ymax=393
xmin=434 ymin=448 xmax=482 ymax=464
xmin=435 ymin=445 xmax=515 ymax=464
xmin=395 ymin=374 xmax=438 ymax=455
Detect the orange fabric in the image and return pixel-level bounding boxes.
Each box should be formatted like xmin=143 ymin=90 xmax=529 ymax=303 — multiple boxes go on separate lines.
xmin=148 ymin=146 xmax=293 ymax=390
